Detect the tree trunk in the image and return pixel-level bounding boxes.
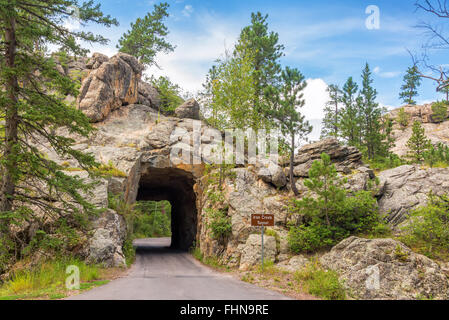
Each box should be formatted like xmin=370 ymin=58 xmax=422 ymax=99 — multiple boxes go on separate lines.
xmin=290 ymin=133 xmax=299 ymax=196
xmin=0 ymin=17 xmax=19 ymax=215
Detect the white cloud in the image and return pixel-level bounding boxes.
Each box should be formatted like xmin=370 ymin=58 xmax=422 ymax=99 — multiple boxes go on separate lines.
xmin=373 ymin=66 xmax=401 ymax=78
xmin=145 ymin=12 xmax=240 ymax=93
xmin=302 ymin=78 xmax=329 ymax=120
xmin=182 ymin=5 xmax=194 ymax=17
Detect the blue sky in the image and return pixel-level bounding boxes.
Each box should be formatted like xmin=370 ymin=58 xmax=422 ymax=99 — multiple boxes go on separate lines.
xmin=81 ymin=0 xmax=449 ymax=138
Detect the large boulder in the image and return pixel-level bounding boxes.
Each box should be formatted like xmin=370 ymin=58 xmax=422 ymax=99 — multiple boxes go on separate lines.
xmin=78 ymin=53 xmax=144 ymax=122
xmin=377 ymin=165 xmax=449 ymax=225
xmin=239 ymin=234 xmax=277 ymax=270
xmin=175 ymin=98 xmax=200 ymax=120
xmin=86 ymin=209 xmax=127 ymax=267
xmin=292 ymin=138 xmax=363 ymax=177
xmin=320 ymin=236 xmax=449 ymax=300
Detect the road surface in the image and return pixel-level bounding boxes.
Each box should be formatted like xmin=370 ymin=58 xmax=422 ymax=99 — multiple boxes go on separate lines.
xmin=68 ymin=238 xmax=290 ymax=300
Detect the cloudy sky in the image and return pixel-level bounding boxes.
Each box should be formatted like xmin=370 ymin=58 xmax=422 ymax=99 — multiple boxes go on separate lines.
xmin=81 ymin=0 xmax=449 ymax=140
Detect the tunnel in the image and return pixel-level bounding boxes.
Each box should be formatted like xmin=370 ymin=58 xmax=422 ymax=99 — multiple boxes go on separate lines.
xmin=136 ymin=167 xmax=198 ymax=250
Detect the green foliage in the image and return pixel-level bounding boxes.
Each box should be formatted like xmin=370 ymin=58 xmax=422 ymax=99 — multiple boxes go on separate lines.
xmin=397 ymin=107 xmax=410 ymax=128
xmin=431 ymin=100 xmax=448 ymax=123
xmin=265 ymin=66 xmax=312 ymax=195
xmin=339 ymin=77 xmax=360 ymax=146
xmin=358 ymin=63 xmax=385 ymax=159
xmin=149 ymin=75 xmax=184 ymax=114
xmin=0 ymin=257 xmax=105 ymax=299
xmin=201 ymin=11 xmax=285 ymax=131
xmin=93 ymin=161 xmax=127 ymax=178
xmin=0 ymin=0 xmax=118 ymax=273
xmin=364 ymin=153 xmax=406 ymax=172
xmin=117 ymin=2 xmax=174 ymax=67
xmin=294 ymin=260 xmax=346 ymax=300
xmin=108 ymin=194 xmax=171 ymax=266
xmin=235 ymin=12 xmax=284 ymax=127
xmin=399 ymin=65 xmax=421 ymax=105
xmin=400 ymin=193 xmax=449 ymax=261
xmin=423 ymin=143 xmax=449 ymax=168
xmin=321 ymin=84 xmax=341 ymax=139
xmin=288 ymin=153 xmax=383 ymax=253
xmin=133 ymin=201 xmax=171 ymax=238
xmin=202 ymin=44 xmax=257 ymax=130
xmin=407 ymin=121 xmax=432 ymax=162
xmin=207 ymin=208 xmax=232 ymax=242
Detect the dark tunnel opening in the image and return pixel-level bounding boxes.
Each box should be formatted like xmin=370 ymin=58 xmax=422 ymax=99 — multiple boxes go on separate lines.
xmin=136 ymin=167 xmax=197 ymax=250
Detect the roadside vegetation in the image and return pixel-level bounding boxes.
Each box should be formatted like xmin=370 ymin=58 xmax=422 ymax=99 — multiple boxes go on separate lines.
xmin=0 ymin=258 xmax=117 ymax=300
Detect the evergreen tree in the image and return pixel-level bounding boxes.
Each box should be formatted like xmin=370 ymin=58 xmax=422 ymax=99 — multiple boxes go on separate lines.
xmin=431 ymin=100 xmax=448 ymax=123
xmin=339 ymin=77 xmax=360 ymax=146
xmin=407 ymin=121 xmax=432 ymax=162
xmin=321 ymin=84 xmax=341 ymax=139
xmin=234 ymin=12 xmax=284 ymax=129
xmin=0 ymin=0 xmax=117 ymax=269
xmin=117 ymin=2 xmax=174 ymax=67
xmin=358 ymin=63 xmax=384 ymax=159
xmin=266 ymin=67 xmax=312 ymax=196
xmin=399 ymin=65 xmax=422 ymax=105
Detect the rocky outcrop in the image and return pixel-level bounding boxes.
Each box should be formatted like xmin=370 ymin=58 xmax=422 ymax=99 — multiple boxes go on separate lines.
xmin=175 ymin=98 xmax=200 ymax=120
xmin=77 ymin=53 xmax=145 ymax=122
xmin=239 ymin=234 xmax=277 ymax=270
xmin=276 ymin=255 xmax=309 ymax=272
xmin=387 ymin=104 xmax=449 ymax=157
xmin=377 ymin=165 xmax=449 ymax=225
xmin=292 ymin=138 xmax=363 ymax=177
xmin=320 ymin=236 xmax=449 ymax=300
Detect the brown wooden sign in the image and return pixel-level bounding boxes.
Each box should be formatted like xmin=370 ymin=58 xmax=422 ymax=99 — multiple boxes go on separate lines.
xmin=251 ymin=214 xmax=275 ymax=227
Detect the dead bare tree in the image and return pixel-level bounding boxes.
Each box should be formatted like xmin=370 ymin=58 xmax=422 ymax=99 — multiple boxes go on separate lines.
xmin=412 ymin=1 xmax=449 ymax=99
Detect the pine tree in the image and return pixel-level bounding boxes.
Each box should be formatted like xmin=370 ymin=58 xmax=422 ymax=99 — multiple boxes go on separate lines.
xmin=407 ymin=121 xmax=432 ymax=162
xmin=234 ymin=12 xmax=284 ymax=129
xmin=399 ymin=65 xmax=421 ymax=105
xmin=359 ymin=63 xmax=384 ymax=159
xmin=339 ymin=77 xmax=360 ymax=146
xmin=321 ymin=84 xmax=341 ymax=139
xmin=118 ymin=2 xmax=174 ymax=67
xmin=0 ymin=0 xmax=117 ymax=269
xmin=266 ymin=67 xmax=312 ymax=196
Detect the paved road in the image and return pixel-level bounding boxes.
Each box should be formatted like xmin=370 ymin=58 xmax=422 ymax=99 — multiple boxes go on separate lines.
xmin=69 ymin=238 xmax=290 ymax=300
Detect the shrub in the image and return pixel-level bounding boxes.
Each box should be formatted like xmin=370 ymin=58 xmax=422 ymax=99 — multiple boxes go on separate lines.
xmin=423 ymin=143 xmax=449 ymax=168
xmin=149 ymin=75 xmax=184 ymax=114
xmin=208 ymin=208 xmax=232 ymax=242
xmin=431 ymin=100 xmax=448 ymax=123
xmin=294 ymin=260 xmax=346 ymax=300
xmin=288 ymin=153 xmax=383 ymax=253
xmin=400 ymin=193 xmax=449 ymax=260
xmin=397 ymin=107 xmax=410 ymax=128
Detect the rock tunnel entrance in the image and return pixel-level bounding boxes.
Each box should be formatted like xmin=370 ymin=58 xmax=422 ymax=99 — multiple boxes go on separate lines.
xmin=136 ymin=167 xmax=197 ymax=250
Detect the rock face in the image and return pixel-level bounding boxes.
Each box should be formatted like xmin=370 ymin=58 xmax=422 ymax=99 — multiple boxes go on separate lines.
xmin=377 ymin=165 xmax=449 ymax=225
xmin=320 ymin=236 xmax=449 ymax=300
xmin=23 ymin=52 xmax=449 ymax=302
xmin=175 ymin=98 xmax=200 ymax=120
xmin=77 ymin=53 xmax=145 ymax=122
xmin=292 ymin=138 xmax=363 ymax=177
xmin=387 ymin=104 xmax=449 ymax=157
xmin=239 ymin=234 xmax=277 ymax=270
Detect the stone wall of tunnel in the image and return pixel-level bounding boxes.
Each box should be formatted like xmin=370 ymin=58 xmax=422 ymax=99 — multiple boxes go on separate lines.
xmin=135 ymin=166 xmax=198 ymax=250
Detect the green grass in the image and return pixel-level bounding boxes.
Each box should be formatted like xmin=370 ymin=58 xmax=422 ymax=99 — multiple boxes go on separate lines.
xmin=294 ymin=260 xmax=346 ymax=300
xmin=0 ymin=258 xmax=110 ymax=300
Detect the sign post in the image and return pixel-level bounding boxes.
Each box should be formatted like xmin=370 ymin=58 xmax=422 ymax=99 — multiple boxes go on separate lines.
xmin=251 ymin=214 xmax=274 ymax=270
